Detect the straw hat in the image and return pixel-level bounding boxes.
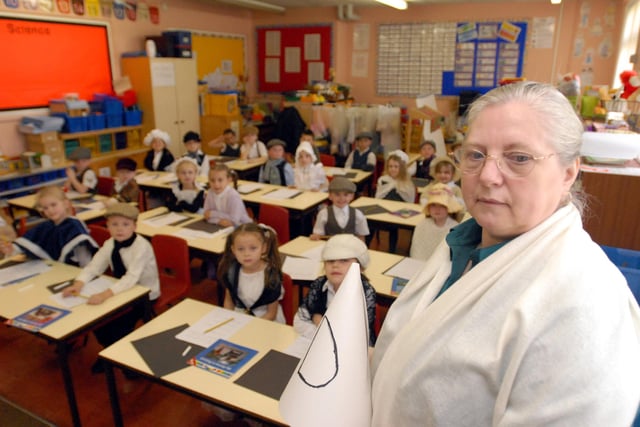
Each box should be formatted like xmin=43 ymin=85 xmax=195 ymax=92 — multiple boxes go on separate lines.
xmin=429 ymin=156 xmax=461 ymax=182
xmin=424 ymin=183 xmax=463 ymax=215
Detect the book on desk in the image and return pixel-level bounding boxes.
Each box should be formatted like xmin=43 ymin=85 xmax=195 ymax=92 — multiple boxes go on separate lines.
xmin=6 ymin=304 xmax=71 ymax=332
xmin=189 ymin=339 xmax=258 ymax=378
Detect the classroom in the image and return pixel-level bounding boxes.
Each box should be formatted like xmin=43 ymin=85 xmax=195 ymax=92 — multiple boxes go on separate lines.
xmin=1 ymin=0 xmax=640 ymax=426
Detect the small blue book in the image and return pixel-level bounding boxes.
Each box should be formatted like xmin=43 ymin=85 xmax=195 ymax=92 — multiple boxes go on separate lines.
xmin=189 ymin=339 xmax=258 ymax=379
xmin=6 ymin=304 xmax=71 ymax=332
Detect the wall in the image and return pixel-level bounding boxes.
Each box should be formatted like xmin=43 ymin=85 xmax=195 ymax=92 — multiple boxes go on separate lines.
xmin=253 ymin=0 xmax=624 ymax=107
xmin=0 ymin=0 xmax=253 ymax=157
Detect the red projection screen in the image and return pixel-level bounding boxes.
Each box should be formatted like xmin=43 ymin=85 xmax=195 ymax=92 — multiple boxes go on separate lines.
xmin=0 ymin=15 xmax=113 ymax=111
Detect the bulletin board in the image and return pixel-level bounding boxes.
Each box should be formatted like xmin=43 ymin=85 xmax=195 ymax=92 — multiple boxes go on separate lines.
xmin=256 ymin=24 xmax=333 ymax=93
xmin=192 ymin=32 xmax=245 ymax=81
xmin=377 ymin=20 xmax=527 ymax=97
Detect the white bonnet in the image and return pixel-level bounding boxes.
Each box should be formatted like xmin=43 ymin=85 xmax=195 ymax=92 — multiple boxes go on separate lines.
xmin=388 ymin=149 xmax=409 ymax=164
xmin=295 ymin=141 xmax=317 ymax=163
xmin=322 ymin=234 xmax=370 ymax=268
xmin=174 ymin=156 xmax=200 ymax=171
xmin=144 ymin=129 xmax=171 ymax=146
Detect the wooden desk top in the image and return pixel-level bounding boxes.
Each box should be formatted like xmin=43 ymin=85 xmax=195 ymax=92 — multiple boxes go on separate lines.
xmin=237 ymin=181 xmax=328 ymax=212
xmin=0 ymin=261 xmax=149 ymax=340
xmin=8 ymin=194 xmax=111 ymax=223
xmin=323 ymin=167 xmax=372 ymax=185
xmin=99 ymin=298 xmax=297 ymax=425
xmin=350 ymin=196 xmax=424 ymax=228
xmin=278 ymin=236 xmax=406 ymax=298
xmin=136 ymin=208 xmax=228 ymax=255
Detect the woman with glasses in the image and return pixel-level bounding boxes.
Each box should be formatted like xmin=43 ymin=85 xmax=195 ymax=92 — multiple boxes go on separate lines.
xmin=371 ymin=81 xmax=640 ymax=426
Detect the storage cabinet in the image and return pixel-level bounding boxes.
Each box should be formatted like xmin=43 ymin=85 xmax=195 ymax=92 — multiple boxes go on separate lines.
xmin=121 ymin=57 xmax=200 ymax=159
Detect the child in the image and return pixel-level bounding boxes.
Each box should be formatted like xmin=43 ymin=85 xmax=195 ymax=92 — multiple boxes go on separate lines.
xmin=65 ymin=147 xmax=98 ymax=194
xmin=294 ymin=141 xmax=328 ymax=191
xmin=409 ymin=140 xmax=436 ymax=179
xmin=182 ymin=131 xmax=210 ymax=178
xmin=208 ymin=128 xmax=241 ymax=157
xmin=142 ymin=129 xmax=174 ymax=172
xmin=344 ymin=132 xmax=376 ymax=171
xmin=410 ymin=183 xmax=462 ymax=261
xmin=218 ymin=223 xmax=286 ymax=323
xmin=293 ymin=234 xmax=377 ymax=346
xmin=419 ymin=156 xmax=464 ymax=209
xmin=104 ymin=157 xmax=140 ymax=207
xmin=166 ymin=157 xmax=205 ymax=213
xmin=259 ymin=139 xmax=294 ymax=186
xmin=0 ymin=210 xmax=17 ymax=258
xmin=374 ymin=150 xmax=416 ymax=203
xmin=299 ymin=128 xmax=322 ymax=163
xmin=239 ymin=125 xmax=267 ymax=161
xmin=0 ymin=186 xmax=97 ymax=266
xmin=203 ymin=164 xmax=252 ymax=227
xmin=310 ymin=177 xmax=369 ymax=241
xmin=62 ymin=203 xmax=159 ymax=372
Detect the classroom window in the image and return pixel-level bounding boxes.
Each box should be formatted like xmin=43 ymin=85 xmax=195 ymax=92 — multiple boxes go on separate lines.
xmin=613 ymin=0 xmax=640 ymax=88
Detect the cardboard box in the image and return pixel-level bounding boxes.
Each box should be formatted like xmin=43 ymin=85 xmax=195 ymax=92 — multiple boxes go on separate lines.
xmin=25 ymin=131 xmax=59 ymax=144
xmin=205 ymin=93 xmax=239 ymax=116
xmin=27 ymin=139 xmax=64 ymax=157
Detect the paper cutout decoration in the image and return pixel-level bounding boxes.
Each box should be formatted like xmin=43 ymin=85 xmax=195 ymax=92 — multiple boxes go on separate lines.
xmin=23 ymin=0 xmax=38 ymax=9
xmin=279 ymin=263 xmax=371 ymax=427
xmin=3 ymin=0 xmax=19 ymax=9
xmin=125 ymin=0 xmax=137 ymax=21
xmin=100 ymin=0 xmax=112 ymax=17
xmin=72 ymin=0 xmax=84 ymax=15
xmin=137 ymin=0 xmax=149 ymax=20
xmin=149 ymin=4 xmax=159 ymax=24
xmin=86 ymin=0 xmax=100 ymax=16
xmin=40 ymin=0 xmax=54 ymax=11
xmin=56 ymin=0 xmax=70 ymax=13
xmin=113 ymin=0 xmax=125 ymax=19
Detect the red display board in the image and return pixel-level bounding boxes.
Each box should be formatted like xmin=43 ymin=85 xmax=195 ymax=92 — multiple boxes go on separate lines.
xmin=257 ymin=24 xmax=332 ymax=93
xmin=0 ymin=16 xmax=113 ymax=111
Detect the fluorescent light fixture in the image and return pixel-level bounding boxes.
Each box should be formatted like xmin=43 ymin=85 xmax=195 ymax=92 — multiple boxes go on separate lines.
xmin=376 ymin=0 xmax=408 ymax=10
xmin=217 ymin=0 xmax=285 ymax=13
xmin=550 ymin=0 xmax=561 ymax=4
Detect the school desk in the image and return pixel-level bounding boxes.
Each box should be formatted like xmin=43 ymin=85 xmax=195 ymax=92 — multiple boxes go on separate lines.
xmin=323 ymin=166 xmax=373 ymax=194
xmin=99 ymin=298 xmax=297 ymax=427
xmin=0 ymin=260 xmax=151 ymax=427
xmin=7 ymin=193 xmax=112 ymax=224
xmin=350 ymin=196 xmax=424 ymax=230
xmin=278 ymin=236 xmax=407 ymax=303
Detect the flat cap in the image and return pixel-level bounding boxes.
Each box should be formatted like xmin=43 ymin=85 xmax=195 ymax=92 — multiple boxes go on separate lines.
xmin=355 ymin=131 xmax=373 ymax=140
xmin=267 ymin=138 xmax=287 ymax=149
xmin=68 ymin=147 xmax=92 ymax=160
xmin=328 ymin=176 xmax=356 ymax=193
xmin=105 ymin=202 xmax=139 ymax=220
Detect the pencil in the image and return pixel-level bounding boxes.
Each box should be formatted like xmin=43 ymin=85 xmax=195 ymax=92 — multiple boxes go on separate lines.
xmin=204 ymin=318 xmax=233 ymax=333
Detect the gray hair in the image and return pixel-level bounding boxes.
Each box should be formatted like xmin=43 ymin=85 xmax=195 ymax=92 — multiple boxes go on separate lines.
xmin=465 ymin=81 xmax=586 ymax=214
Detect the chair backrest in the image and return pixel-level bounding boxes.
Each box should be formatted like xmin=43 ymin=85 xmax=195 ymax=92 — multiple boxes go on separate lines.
xmin=319 ymin=153 xmax=336 ymax=167
xmin=137 ymin=188 xmax=147 ymax=212
xmin=151 ymin=234 xmax=192 ymax=313
xmin=258 ymin=204 xmax=290 ymax=245
xmin=96 ymin=176 xmax=115 ymax=196
xmin=87 ymin=224 xmax=111 ymax=247
xmin=281 ymin=273 xmax=295 ymax=326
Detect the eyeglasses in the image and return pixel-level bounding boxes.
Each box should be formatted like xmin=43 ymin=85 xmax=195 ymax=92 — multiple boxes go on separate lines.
xmin=453 ymin=148 xmax=556 ymax=177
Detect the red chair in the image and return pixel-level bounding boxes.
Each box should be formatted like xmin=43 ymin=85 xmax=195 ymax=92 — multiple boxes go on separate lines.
xmin=319 ymin=153 xmax=336 ymax=167
xmin=281 ymin=273 xmax=295 ymax=326
xmin=137 ymin=189 xmax=147 ymax=212
xmin=88 ymin=224 xmax=111 ymax=247
xmin=96 ymin=176 xmax=115 ymax=196
xmin=258 ymin=204 xmax=290 ymax=245
xmin=151 ymin=234 xmax=192 ymax=314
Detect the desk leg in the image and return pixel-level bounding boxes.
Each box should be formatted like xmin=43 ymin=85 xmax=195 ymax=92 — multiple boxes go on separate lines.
xmin=104 ymin=361 xmax=124 ymax=427
xmin=56 ymin=341 xmax=82 ymax=427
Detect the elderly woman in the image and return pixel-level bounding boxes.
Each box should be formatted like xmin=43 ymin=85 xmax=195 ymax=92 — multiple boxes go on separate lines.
xmin=371 ymin=82 xmax=640 ymax=426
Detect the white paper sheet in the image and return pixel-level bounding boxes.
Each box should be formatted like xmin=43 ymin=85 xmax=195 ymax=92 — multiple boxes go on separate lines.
xmin=175 ymin=308 xmax=253 ymax=348
xmin=237 ymin=183 xmax=264 ymax=194
xmin=50 ymin=277 xmax=113 ymax=308
xmin=174 ymin=226 xmax=233 ymax=240
xmin=265 ymin=58 xmax=280 ymax=83
xmin=324 ymin=167 xmax=346 ymax=177
xmin=142 ymin=212 xmax=188 ymax=227
xmin=283 ymin=257 xmax=322 ymax=281
xmin=74 ymin=201 xmax=106 ymax=211
xmin=135 ymin=173 xmax=160 ymax=183
xmin=0 ymin=260 xmax=51 ymax=287
xmin=285 ymin=47 xmax=301 ymax=73
xmin=384 ymin=257 xmax=426 ymax=281
xmin=261 ymin=188 xmax=301 ymax=200
xmin=157 ymin=173 xmax=178 ymax=184
xmin=284 ymin=335 xmax=312 ymax=358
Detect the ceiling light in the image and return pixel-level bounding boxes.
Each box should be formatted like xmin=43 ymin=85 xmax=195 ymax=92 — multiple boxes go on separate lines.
xmin=217 ymin=0 xmax=285 ymax=13
xmin=375 ymin=0 xmax=407 ymax=10
xmin=550 ymin=0 xmax=561 ymax=4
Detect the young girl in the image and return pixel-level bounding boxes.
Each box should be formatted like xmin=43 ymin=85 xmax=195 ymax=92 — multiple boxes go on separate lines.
xmin=166 ymin=158 xmax=205 ymax=213
xmin=294 ymin=234 xmax=377 ymax=346
xmin=143 ymin=129 xmax=174 ymax=172
xmin=203 ymin=164 xmax=252 ymax=227
xmin=294 ymin=141 xmax=328 ymax=191
xmin=0 ymin=186 xmax=97 ymax=266
xmin=374 ymin=150 xmax=416 ymax=202
xmin=218 ymin=223 xmax=286 ymax=323
xmin=410 ymin=183 xmax=462 ymax=261
xmin=419 ymin=156 xmax=464 ymax=209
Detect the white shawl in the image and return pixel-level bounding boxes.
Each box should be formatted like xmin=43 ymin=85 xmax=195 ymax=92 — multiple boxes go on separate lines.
xmin=372 ymin=204 xmax=640 ymax=427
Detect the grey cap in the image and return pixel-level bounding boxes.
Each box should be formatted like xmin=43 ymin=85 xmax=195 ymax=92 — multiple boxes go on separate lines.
xmin=68 ymin=147 xmax=91 ymax=160
xmin=355 ymin=131 xmax=373 ymax=140
xmin=420 ymin=140 xmax=436 ymax=149
xmin=105 ymin=203 xmax=139 ymax=220
xmin=328 ymin=176 xmax=356 ymax=193
xmin=267 ymin=138 xmax=287 ymax=149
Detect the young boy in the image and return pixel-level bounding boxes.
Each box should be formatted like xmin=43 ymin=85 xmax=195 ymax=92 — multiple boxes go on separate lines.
xmin=105 ymin=157 xmax=140 ymax=206
xmin=182 ymin=130 xmax=209 ymax=178
xmin=65 ymin=147 xmax=98 ymax=194
xmin=344 ymin=132 xmax=376 ymax=172
xmin=63 ymin=203 xmax=159 ymax=372
xmin=208 ymin=128 xmax=241 ymax=158
xmin=239 ymin=125 xmax=267 ymax=161
xmin=409 ymin=140 xmax=437 ymax=179
xmin=310 ymin=177 xmax=369 ymax=241
xmin=259 ymin=139 xmax=294 ymax=186
xmin=293 ymin=234 xmax=377 ymax=346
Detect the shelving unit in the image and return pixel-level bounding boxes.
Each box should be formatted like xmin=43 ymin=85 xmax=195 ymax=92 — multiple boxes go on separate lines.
xmin=60 ymin=125 xmax=143 ymax=157
xmin=0 ymin=166 xmax=67 ymax=199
